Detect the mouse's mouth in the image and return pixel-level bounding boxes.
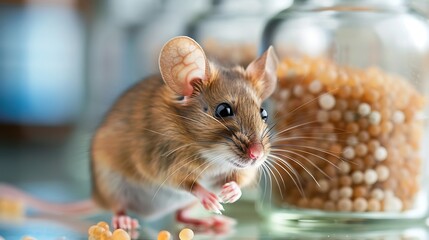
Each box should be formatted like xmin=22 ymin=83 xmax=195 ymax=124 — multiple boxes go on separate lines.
xmin=200 ymin=145 xmax=266 ymax=170
xmin=227 ymin=154 xmax=266 ymax=169
xmin=228 ymin=158 xmax=253 ymax=169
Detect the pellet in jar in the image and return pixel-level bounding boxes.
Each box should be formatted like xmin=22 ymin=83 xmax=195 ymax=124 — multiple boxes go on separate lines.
xmin=271 ymin=57 xmax=425 ymax=212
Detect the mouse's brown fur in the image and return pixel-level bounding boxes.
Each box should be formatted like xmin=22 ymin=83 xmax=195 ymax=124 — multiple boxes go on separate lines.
xmin=90 ymin=36 xmax=278 ymax=222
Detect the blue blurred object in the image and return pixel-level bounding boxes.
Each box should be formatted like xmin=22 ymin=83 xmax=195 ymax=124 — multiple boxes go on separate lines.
xmin=0 ymin=3 xmax=85 ymax=125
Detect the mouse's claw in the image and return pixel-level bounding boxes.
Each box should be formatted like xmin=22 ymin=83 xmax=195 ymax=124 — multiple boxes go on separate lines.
xmin=202 ymin=192 xmax=224 ymax=214
xmin=220 ymin=181 xmax=242 ymax=203
xmin=193 ymin=184 xmax=224 ymax=214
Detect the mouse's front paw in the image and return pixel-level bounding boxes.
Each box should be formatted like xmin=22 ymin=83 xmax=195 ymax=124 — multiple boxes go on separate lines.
xmin=201 ymin=192 xmax=224 ymax=214
xmin=220 ymin=181 xmax=242 ymax=203
xmin=192 ymin=183 xmax=225 ymax=214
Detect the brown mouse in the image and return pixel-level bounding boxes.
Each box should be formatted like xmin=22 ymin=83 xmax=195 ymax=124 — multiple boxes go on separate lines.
xmin=91 ymin=36 xmax=278 ymax=229
xmin=0 ymin=36 xmax=278 ymax=231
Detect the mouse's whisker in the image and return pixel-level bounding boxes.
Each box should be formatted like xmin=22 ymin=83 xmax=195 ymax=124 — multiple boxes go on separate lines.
xmin=270 ymin=120 xmax=319 ymax=139
xmin=271 ymin=144 xmax=345 ymax=164
xmin=276 ymin=108 xmax=317 ymax=123
xmin=140 ymin=128 xmax=172 ymax=137
xmin=152 ymin=153 xmax=202 ymax=201
xmin=262 ymin=121 xmax=278 ymax=140
xmin=220 ymin=134 xmax=234 ymax=143
xmin=270 ymin=135 xmax=341 ymax=145
xmin=166 ymin=112 xmax=202 ymax=124
xmin=190 ymin=160 xmax=219 ymax=191
xmin=258 ymin=165 xmax=269 ymax=205
xmin=272 ymin=150 xmax=328 ymax=182
xmin=268 ymin=153 xmax=314 ymax=189
xmin=161 ymin=143 xmax=195 ymax=157
xmin=272 ymin=136 xmax=346 ymax=144
xmin=260 ymin=164 xmax=274 ymax=205
xmin=166 ymin=112 xmax=229 ymax=133
xmin=266 ymin=158 xmax=305 ymax=198
xmin=267 ymin=160 xmax=287 ymax=190
xmin=201 ymin=111 xmax=234 ymax=133
xmin=269 ymin=155 xmax=305 ymax=196
xmin=266 ymin=155 xmax=305 ymax=197
xmin=261 ymin=124 xmax=269 ymax=140
xmin=177 ymin=160 xmax=213 ymax=191
xmin=264 ymin=161 xmax=285 ymax=199
xmin=248 ymin=131 xmax=256 ymax=140
xmin=270 ymin=105 xmax=320 ymax=126
xmin=195 ymin=139 xmax=230 ymax=148
xmin=271 ymin=148 xmax=340 ymax=171
xmin=272 ymin=125 xmax=348 ymax=136
xmin=275 ymin=87 xmax=339 ymax=121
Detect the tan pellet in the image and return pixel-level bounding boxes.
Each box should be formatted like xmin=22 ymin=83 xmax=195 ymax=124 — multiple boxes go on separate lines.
xmin=272 ymin=57 xmax=425 ymax=213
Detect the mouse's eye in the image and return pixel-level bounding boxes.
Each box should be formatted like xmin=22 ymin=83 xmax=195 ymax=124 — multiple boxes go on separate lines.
xmin=215 ymin=103 xmax=234 ymax=118
xmin=261 ymin=108 xmax=268 ymax=122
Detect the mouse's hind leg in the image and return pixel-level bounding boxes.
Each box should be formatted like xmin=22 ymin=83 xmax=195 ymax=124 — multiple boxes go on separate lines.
xmin=112 ymin=210 xmax=140 ymax=230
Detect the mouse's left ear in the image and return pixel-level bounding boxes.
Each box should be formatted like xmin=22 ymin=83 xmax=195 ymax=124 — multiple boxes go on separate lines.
xmin=246 ymin=46 xmax=279 ymax=101
xmin=159 ymin=36 xmax=211 ymax=97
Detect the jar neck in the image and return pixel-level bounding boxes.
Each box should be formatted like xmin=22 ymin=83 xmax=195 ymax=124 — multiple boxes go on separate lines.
xmin=292 ymin=0 xmax=406 ymax=10
xmin=212 ymin=0 xmax=263 ymax=13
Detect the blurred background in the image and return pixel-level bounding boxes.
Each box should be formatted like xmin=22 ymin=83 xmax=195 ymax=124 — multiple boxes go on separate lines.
xmin=1 ymin=0 xmax=429 ymax=239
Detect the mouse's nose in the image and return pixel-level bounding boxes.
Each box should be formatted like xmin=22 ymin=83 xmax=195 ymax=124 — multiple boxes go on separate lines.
xmin=248 ymin=143 xmax=263 ymax=160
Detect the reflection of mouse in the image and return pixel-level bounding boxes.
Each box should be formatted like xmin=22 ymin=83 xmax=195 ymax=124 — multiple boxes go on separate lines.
xmin=1 ymin=36 xmax=279 ymax=230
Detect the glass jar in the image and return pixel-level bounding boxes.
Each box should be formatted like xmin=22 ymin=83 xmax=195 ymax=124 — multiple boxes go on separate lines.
xmin=259 ymin=0 xmax=429 ymax=227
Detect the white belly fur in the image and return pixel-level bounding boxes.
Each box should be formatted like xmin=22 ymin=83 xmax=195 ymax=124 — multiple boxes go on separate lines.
xmin=97 ymin=165 xmax=215 ymax=220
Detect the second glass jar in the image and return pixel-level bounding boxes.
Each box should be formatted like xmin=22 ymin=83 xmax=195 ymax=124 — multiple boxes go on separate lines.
xmin=259 ymin=0 xmax=429 ymax=227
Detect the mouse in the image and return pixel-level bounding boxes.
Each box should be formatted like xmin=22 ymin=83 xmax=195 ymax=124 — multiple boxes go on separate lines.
xmin=0 ymin=36 xmax=279 ymax=231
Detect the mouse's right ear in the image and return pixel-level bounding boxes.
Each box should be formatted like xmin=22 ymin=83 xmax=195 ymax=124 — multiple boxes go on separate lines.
xmin=159 ymin=36 xmax=211 ymax=97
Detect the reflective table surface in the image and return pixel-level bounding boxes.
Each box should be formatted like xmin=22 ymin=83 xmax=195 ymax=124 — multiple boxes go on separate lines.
xmin=1 ymin=128 xmax=429 ymax=240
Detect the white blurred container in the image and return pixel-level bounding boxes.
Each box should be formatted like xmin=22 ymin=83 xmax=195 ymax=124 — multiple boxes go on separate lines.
xmin=0 ymin=1 xmax=84 ymax=126
xmin=187 ymin=0 xmax=291 ymax=66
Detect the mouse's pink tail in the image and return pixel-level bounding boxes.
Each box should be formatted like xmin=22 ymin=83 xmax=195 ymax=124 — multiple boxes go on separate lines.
xmin=0 ymin=183 xmax=100 ymax=216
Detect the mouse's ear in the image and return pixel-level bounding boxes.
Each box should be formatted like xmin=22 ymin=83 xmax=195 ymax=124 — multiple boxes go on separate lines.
xmin=246 ymin=46 xmax=279 ymax=101
xmin=159 ymin=36 xmax=211 ymax=97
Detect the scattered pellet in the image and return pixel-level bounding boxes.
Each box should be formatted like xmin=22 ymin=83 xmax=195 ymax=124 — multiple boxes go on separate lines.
xmin=179 ymin=228 xmax=194 ymax=240
xmin=158 ymin=231 xmax=171 ymax=240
